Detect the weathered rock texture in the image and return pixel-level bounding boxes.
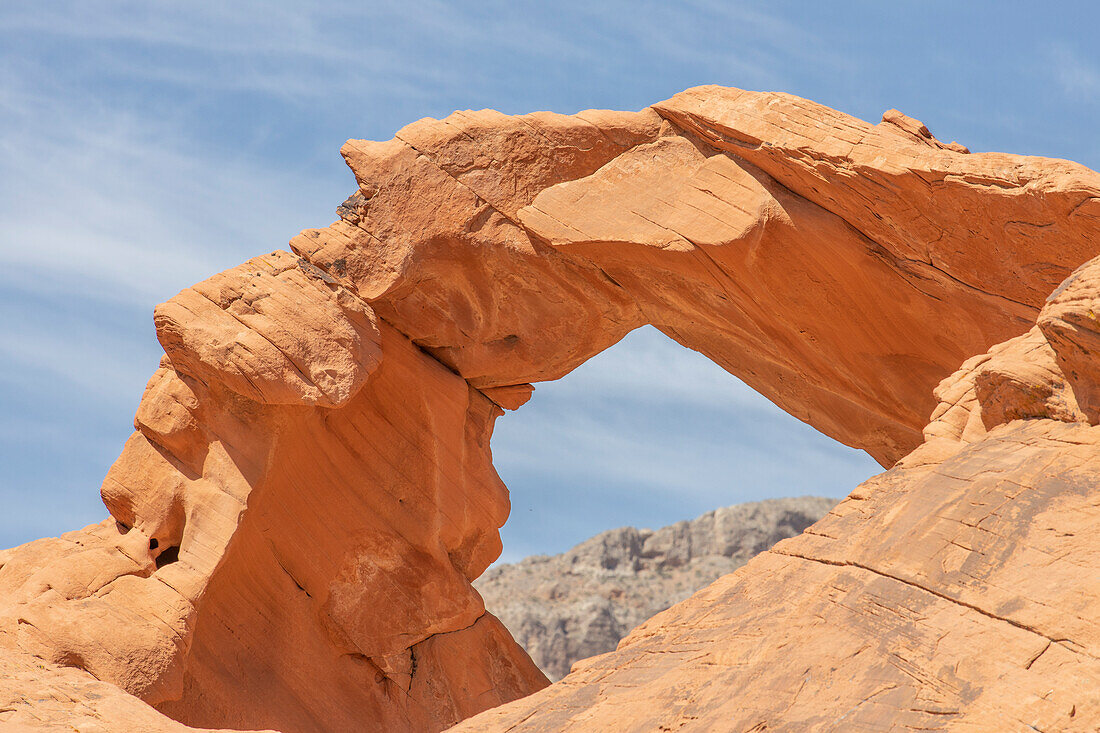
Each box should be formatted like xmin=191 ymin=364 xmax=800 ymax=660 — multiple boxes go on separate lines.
xmin=3 ymin=85 xmax=1100 ymax=731
xmin=476 ymin=497 xmax=835 ymax=680
xmin=453 ymin=258 xmax=1100 ymax=731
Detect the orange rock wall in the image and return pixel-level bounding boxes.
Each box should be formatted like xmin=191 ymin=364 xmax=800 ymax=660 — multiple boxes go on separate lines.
xmin=3 ymin=86 xmax=1100 ymax=731
xmin=455 ymin=256 xmax=1100 ymax=731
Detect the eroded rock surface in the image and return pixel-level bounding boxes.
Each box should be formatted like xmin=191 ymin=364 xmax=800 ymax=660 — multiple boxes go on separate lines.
xmin=453 ymin=258 xmax=1100 ymax=732
xmin=3 ymin=86 xmax=1100 ymax=731
xmin=476 ymin=497 xmax=835 ymax=681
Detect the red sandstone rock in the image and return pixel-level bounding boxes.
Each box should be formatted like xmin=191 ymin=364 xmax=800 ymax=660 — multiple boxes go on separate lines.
xmin=881 ymin=108 xmax=970 ymax=153
xmin=654 ymin=87 xmax=1100 ymax=308
xmin=3 ymin=86 xmax=1100 ymax=731
xmin=154 ymin=250 xmax=382 ymax=409
xmin=453 ymin=257 xmax=1100 ymax=732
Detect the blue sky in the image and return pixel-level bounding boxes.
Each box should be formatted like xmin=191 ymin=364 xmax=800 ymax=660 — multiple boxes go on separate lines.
xmin=1 ymin=2 xmax=1098 ymax=560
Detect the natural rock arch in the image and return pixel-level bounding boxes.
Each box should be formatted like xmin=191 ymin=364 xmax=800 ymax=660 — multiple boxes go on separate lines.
xmin=2 ymin=86 xmax=1100 ymax=731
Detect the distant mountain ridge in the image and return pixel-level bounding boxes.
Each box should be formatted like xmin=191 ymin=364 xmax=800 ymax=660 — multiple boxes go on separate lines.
xmin=475 ymin=496 xmax=837 ymax=680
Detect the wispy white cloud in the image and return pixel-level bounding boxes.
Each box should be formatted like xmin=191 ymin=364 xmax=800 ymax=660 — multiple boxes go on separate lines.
xmin=1047 ymin=43 xmax=1100 ymax=97
xmin=0 ymin=67 xmax=345 ymax=307
xmin=592 ymin=0 xmax=852 ymax=90
xmin=0 ymin=296 xmax=156 ymax=406
xmin=0 ymin=0 xmax=846 ymax=111
xmin=0 ymin=2 xmax=552 ymax=102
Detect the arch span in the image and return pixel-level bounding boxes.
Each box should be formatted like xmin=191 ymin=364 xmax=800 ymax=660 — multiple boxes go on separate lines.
xmin=2 ymin=87 xmax=1100 ymax=731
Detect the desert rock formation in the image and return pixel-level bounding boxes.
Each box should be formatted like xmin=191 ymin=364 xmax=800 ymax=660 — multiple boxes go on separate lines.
xmin=476 ymin=497 xmax=835 ymax=680
xmin=455 ymin=256 xmax=1100 ymax=731
xmin=2 ymin=86 xmax=1100 ymax=731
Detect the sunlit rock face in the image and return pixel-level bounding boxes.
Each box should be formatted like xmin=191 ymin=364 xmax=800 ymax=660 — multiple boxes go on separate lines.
xmin=457 ymin=256 xmax=1100 ymax=731
xmin=2 ymin=86 xmax=1100 ymax=732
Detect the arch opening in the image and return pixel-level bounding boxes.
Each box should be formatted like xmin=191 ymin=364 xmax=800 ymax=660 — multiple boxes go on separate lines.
xmin=491 ymin=325 xmax=879 ymax=562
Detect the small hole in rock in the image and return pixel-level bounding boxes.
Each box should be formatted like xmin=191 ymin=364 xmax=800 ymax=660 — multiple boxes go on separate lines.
xmin=149 ymin=538 xmax=159 ymax=550
xmin=155 ymin=545 xmax=180 ymax=569
xmin=56 ymin=650 xmax=87 ymax=671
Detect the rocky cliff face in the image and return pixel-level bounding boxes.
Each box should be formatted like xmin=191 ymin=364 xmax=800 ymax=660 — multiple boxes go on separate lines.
xmin=476 ymin=497 xmax=836 ymax=680
xmin=2 ymin=86 xmax=1100 ymax=732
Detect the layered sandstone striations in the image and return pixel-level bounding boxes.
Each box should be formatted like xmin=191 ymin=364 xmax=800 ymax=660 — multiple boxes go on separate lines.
xmin=454 ymin=257 xmax=1100 ymax=731
xmin=2 ymin=86 xmax=1100 ymax=731
xmin=476 ymin=497 xmax=835 ymax=680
